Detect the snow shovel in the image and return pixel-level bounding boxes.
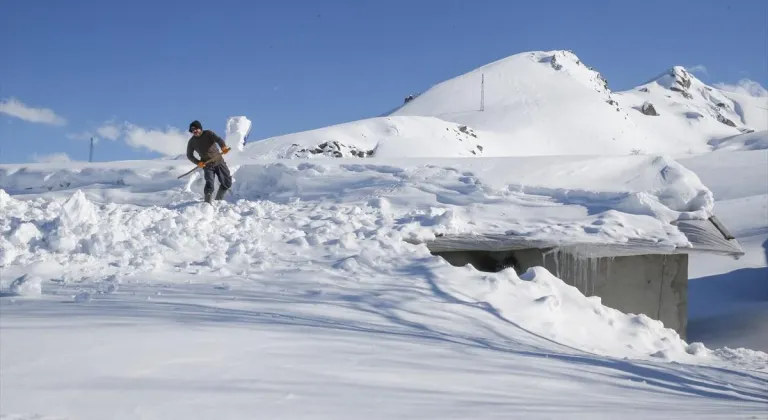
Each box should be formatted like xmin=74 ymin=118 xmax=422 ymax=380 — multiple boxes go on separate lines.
xmin=177 ymin=155 xmax=223 ymax=179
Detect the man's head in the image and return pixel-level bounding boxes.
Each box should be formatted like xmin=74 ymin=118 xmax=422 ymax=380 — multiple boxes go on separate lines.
xmin=189 ymin=120 xmax=203 ymax=137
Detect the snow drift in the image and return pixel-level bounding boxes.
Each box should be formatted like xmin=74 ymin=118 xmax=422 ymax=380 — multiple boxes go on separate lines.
xmin=242 ymin=116 xmax=487 ymax=159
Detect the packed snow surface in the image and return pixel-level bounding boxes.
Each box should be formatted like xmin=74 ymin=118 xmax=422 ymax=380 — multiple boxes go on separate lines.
xmin=1 ymin=152 xmax=767 ymax=419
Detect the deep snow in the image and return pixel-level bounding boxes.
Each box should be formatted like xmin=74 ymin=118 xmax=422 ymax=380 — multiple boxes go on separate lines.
xmin=1 ymin=152 xmax=767 ymax=419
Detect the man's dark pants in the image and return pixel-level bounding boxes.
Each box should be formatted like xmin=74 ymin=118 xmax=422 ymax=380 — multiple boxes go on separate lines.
xmin=203 ymin=161 xmax=233 ymax=199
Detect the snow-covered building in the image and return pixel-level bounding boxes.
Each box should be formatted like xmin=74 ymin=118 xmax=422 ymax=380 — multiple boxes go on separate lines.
xmin=422 ymin=214 xmax=743 ymax=340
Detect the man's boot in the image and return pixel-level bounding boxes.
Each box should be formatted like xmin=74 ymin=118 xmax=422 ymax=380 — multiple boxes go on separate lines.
xmin=215 ymin=188 xmax=228 ymax=201
xmin=204 ymin=192 xmax=213 ymax=204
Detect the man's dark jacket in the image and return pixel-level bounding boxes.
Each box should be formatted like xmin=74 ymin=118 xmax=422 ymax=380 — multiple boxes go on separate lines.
xmin=187 ymin=130 xmax=227 ymax=164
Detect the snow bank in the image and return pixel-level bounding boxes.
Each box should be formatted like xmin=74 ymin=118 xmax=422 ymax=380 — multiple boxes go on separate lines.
xmin=439 ymin=264 xmax=710 ymax=361
xmin=1 ymin=151 xmax=765 ymax=419
xmin=0 ymin=181 xmax=750 ymax=367
xmin=0 ymin=154 xmax=747 ymax=364
xmin=242 ymin=116 xmax=487 ymax=159
xmin=708 ymin=130 xmax=768 ymax=152
xmin=0 ymin=154 xmax=714 ymax=252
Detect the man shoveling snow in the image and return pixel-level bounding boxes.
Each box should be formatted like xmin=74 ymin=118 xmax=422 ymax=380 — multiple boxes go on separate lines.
xmin=186 ymin=120 xmax=232 ymax=203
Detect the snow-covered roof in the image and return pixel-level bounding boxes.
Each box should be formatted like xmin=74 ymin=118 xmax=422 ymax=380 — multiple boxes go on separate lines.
xmin=0 ymin=152 xmax=743 ymax=258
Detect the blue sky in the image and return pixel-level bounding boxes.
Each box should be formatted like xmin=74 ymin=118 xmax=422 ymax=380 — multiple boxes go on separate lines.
xmin=1 ymin=0 xmax=766 ymax=163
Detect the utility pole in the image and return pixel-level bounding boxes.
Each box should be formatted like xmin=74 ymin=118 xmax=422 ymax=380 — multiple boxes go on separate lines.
xmin=480 ymin=73 xmax=485 ymax=112
xmin=89 ymin=137 xmax=94 ymax=162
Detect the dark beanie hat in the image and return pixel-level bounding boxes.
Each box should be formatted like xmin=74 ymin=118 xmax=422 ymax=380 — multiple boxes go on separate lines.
xmin=189 ymin=120 xmax=202 ymax=132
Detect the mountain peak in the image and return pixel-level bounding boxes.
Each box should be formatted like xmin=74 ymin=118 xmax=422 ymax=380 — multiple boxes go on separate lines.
xmin=647 ymin=66 xmax=698 ymax=95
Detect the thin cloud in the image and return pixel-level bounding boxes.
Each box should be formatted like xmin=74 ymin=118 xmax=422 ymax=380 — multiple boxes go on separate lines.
xmin=122 ymin=123 xmax=188 ymax=156
xmin=67 ymin=121 xmax=125 ymax=143
xmin=71 ymin=119 xmax=189 ymax=156
xmin=31 ymin=152 xmax=74 ymax=163
xmin=0 ymin=97 xmax=67 ymax=126
xmin=96 ymin=122 xmax=122 ymax=141
xmin=66 ymin=131 xmax=94 ymax=141
xmin=715 ymin=78 xmax=768 ymax=98
xmin=688 ymin=64 xmax=708 ymax=76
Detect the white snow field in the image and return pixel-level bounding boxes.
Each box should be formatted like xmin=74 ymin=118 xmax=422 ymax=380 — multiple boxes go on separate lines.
xmin=2 ymin=49 xmax=768 ymax=419
xmin=1 ymin=154 xmax=767 ymax=419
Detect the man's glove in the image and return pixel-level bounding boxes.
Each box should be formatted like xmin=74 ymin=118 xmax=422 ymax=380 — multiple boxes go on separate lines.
xmin=197 ymin=161 xmax=205 ymax=168
xmin=221 ymin=146 xmax=231 ymax=154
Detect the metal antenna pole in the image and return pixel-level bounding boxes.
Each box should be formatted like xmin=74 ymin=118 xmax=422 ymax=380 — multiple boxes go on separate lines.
xmin=480 ymin=73 xmax=485 ymax=112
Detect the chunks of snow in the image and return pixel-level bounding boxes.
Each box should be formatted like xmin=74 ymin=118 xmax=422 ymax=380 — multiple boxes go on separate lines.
xmin=9 ymin=223 xmax=42 ymax=247
xmin=225 ymin=116 xmax=252 ymax=152
xmin=59 ymin=190 xmax=99 ymax=229
xmin=8 ymin=274 xmax=43 ymax=297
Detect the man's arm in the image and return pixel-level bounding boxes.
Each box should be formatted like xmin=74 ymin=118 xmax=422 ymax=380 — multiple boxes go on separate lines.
xmin=187 ymin=140 xmax=199 ymax=164
xmin=209 ymin=131 xmax=230 ymax=153
xmin=209 ymin=131 xmax=226 ymax=148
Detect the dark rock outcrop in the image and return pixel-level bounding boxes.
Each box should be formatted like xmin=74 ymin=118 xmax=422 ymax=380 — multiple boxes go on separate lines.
xmin=457 ymin=125 xmax=478 ymax=138
xmin=670 ymin=86 xmax=693 ymax=99
xmin=288 ymin=141 xmax=374 ymax=159
xmin=716 ymin=114 xmax=737 ymax=127
xmin=641 ymin=101 xmax=659 ymax=116
xmin=550 ymin=55 xmax=563 ymax=71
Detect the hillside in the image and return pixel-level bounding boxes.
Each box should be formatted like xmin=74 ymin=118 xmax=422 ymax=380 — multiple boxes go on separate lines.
xmin=231 ymin=50 xmax=766 ymax=161
xmin=614 ymin=67 xmax=767 ymax=153
xmin=242 ymin=116 xmax=488 ymax=159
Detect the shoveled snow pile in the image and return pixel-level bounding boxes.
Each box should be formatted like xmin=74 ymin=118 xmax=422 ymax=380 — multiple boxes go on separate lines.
xmin=0 ymin=155 xmax=731 ymax=361
xmin=2 ymin=153 xmax=767 ymax=418
xmin=0 ymin=182 xmax=752 ymax=365
xmin=224 ymin=116 xmax=252 ymax=152
xmin=0 ymin=154 xmax=716 ymax=250
xmin=243 ymin=116 xmax=487 ymax=159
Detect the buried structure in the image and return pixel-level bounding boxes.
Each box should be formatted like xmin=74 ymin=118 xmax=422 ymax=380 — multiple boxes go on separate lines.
xmin=421 ymin=216 xmax=743 ymax=340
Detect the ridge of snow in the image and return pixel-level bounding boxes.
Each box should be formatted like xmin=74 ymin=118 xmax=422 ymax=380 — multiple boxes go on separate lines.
xmin=709 ymin=130 xmax=768 ymax=152
xmin=0 ymin=185 xmax=733 ymax=363
xmin=242 ymin=116 xmax=487 ymax=159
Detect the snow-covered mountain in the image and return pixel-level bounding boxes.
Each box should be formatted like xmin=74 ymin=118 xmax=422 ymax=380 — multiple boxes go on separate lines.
xmin=240 ymin=50 xmax=766 ymax=160
xmin=614 ymin=66 xmax=767 ymax=153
